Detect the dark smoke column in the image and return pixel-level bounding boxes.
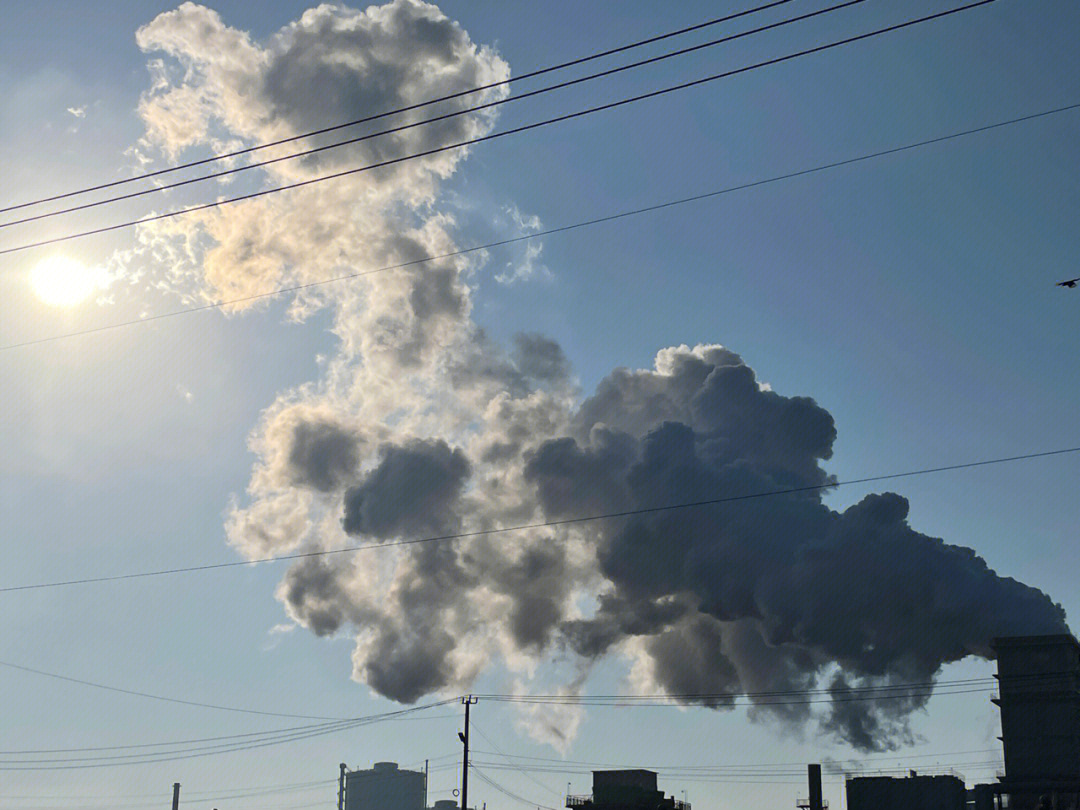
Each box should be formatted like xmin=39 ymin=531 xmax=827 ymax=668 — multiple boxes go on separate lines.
xmin=529 ymin=345 xmax=1069 ymax=750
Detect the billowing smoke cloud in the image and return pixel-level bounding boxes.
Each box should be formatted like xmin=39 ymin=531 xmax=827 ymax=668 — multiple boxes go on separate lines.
xmin=127 ymin=0 xmax=1067 ymax=752
xmin=261 ymin=339 xmax=1067 ymax=751
xmin=343 ymin=438 xmax=470 ymax=538
xmin=283 ymin=414 xmax=364 ymax=493
xmin=523 ymin=346 xmax=1067 ymax=747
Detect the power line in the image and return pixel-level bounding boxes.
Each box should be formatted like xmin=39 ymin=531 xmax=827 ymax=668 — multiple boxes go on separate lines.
xmin=472 ymin=765 xmax=561 ymax=810
xmin=0 ymin=656 xmax=460 ymax=734
xmin=159 ymin=779 xmax=336 ymax=806
xmin=0 ymin=0 xmax=999 ymax=258
xmin=0 ymin=0 xmax=800 ymax=216
xmin=468 ymin=740 xmax=1007 ymax=783
xmin=0 ymin=444 xmax=1076 ymax=594
xmin=112 ymin=779 xmax=335 ymax=809
xmin=474 ymin=670 xmax=1071 ymax=704
xmin=0 ymin=719 xmax=368 ymax=765
xmin=0 ymin=726 xmax=388 ymax=770
xmin=466 ymin=726 xmax=994 ymax=797
xmin=0 ymin=700 xmax=455 ymax=771
xmin=0 ymin=715 xmax=401 ymax=755
xmin=6 ymin=98 xmax=1075 ymax=354
xmin=0 ymin=0 xmax=870 ymax=230
xmin=472 ymin=759 xmax=1005 ymax=780
xmin=477 ymin=686 xmax=996 ymax=708
xmin=0 ymin=713 xmax=463 ymax=758
xmin=475 ymin=678 xmax=1055 ymax=707
xmin=470 ymin=720 xmax=564 ymax=799
xmin=2 ymin=751 xmax=1002 ymax=807
xmin=468 ymin=747 xmax=1001 ymax=770
xmin=0 ymin=659 xmax=345 ymax=720
xmin=473 ymin=674 xmax=1020 ymax=707
xmin=0 ymin=782 xmax=340 ymax=810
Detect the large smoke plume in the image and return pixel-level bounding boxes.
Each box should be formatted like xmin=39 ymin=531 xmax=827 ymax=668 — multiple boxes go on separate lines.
xmin=129 ymin=0 xmax=1067 ymax=752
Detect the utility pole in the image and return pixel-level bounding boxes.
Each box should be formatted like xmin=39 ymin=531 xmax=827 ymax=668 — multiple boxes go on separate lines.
xmin=459 ymin=695 xmax=478 ymax=810
xmin=172 ymin=783 xmax=181 ymax=810
xmin=339 ymin=763 xmax=348 ymax=810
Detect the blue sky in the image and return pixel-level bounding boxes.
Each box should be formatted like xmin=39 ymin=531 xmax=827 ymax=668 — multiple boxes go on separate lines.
xmin=1 ymin=1 xmax=1079 ymax=809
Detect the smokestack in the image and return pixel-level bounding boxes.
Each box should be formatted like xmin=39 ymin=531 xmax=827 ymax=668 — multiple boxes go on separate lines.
xmin=808 ymin=764 xmax=823 ymax=810
xmin=172 ymin=783 xmax=180 ymax=810
xmin=339 ymin=763 xmax=347 ymax=810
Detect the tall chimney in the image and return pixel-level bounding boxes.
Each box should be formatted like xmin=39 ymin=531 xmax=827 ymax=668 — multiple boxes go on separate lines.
xmin=808 ymin=764 xmax=823 ymax=810
xmin=172 ymin=783 xmax=181 ymax=810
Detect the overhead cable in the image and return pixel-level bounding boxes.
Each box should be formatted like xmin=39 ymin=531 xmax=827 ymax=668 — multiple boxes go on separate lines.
xmin=7 ymin=99 xmax=1075 ymax=354
xmin=0 ymin=0 xmax=870 ymax=230
xmin=475 ymin=669 xmax=1074 ymax=703
xmin=0 ymin=659 xmax=345 ymax=720
xmin=0 ymin=715 xmax=405 ymax=755
xmin=0 ymin=700 xmax=454 ymax=771
xmin=475 ymin=685 xmax=995 ymax=707
xmin=0 ymin=0 xmax=800 ymax=215
xmin=471 ymin=759 xmax=1004 ymax=782
xmin=471 ymin=766 xmax=561 ymax=810
xmin=468 ymin=746 xmax=1001 ymax=770
xmin=0 ymin=0 xmax=999 ymax=258
xmin=469 ymin=720 xmax=564 ymax=799
xmin=0 ymin=444 xmax=1076 ymax=594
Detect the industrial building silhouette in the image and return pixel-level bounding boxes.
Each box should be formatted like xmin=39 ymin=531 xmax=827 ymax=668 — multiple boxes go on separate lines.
xmin=567 ymin=770 xmax=689 ymax=810
xmin=337 ymin=635 xmax=1080 ymax=810
xmin=838 ymin=634 xmax=1080 ymax=810
xmin=340 ymin=762 xmax=427 ymax=810
xmin=845 ymin=772 xmax=967 ymax=810
xmin=992 ymin=634 xmax=1080 ymax=810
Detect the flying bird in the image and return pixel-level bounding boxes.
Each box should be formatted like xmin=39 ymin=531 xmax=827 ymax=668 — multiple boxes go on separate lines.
xmin=1057 ymin=277 xmax=1080 ymax=288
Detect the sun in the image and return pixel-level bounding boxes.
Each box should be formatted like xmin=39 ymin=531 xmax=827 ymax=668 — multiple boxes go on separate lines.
xmin=29 ymin=256 xmax=109 ymax=307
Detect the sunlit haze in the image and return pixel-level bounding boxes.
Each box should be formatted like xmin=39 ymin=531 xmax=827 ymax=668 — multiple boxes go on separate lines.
xmin=29 ymin=255 xmax=108 ymax=307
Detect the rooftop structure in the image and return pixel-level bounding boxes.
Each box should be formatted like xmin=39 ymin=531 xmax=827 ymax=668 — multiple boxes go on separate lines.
xmin=846 ymin=773 xmax=966 ymax=810
xmin=567 ymin=770 xmax=689 ymax=810
xmin=342 ymin=761 xmax=427 ymax=810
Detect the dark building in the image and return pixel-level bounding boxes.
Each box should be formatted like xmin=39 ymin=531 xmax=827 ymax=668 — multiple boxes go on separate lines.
xmin=992 ymin=635 xmax=1080 ymax=810
xmin=343 ymin=761 xmax=427 ymax=810
xmin=846 ymin=773 xmax=966 ymax=810
xmin=567 ymin=770 xmax=689 ymax=810
xmin=969 ymin=784 xmax=996 ymax=810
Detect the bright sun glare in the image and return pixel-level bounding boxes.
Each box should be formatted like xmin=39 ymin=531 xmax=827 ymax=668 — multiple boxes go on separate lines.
xmin=29 ymin=256 xmax=109 ymax=307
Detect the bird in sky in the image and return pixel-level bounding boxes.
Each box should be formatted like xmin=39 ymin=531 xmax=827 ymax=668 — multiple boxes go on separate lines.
xmin=1056 ymin=278 xmax=1080 ymax=288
